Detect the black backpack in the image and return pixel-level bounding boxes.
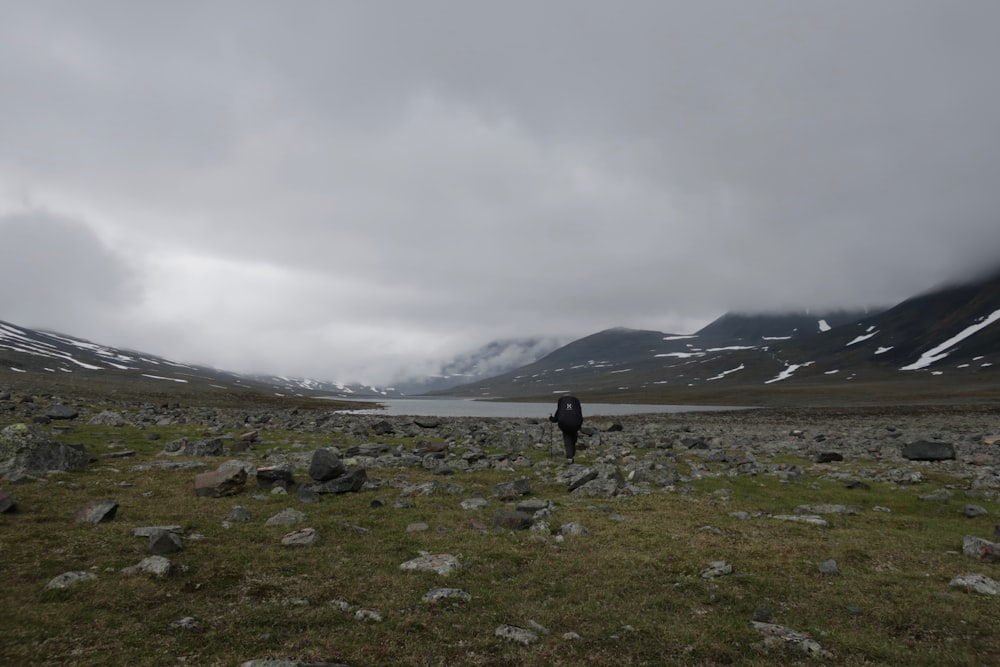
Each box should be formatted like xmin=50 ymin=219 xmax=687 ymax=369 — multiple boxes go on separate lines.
xmin=555 ymin=395 xmax=583 ymax=430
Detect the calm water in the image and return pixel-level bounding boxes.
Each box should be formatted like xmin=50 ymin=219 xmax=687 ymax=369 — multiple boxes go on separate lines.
xmin=332 ymin=396 xmax=749 ymax=418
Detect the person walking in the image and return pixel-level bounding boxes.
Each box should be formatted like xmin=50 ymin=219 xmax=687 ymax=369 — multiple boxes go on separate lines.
xmin=549 ymin=395 xmax=583 ymax=464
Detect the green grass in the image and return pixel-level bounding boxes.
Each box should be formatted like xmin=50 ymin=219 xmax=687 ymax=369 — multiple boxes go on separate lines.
xmin=2 ymin=417 xmax=1000 ymax=666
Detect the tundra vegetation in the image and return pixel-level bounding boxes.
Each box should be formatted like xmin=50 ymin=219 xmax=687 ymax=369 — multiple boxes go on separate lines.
xmin=1 ymin=386 xmax=999 ymax=666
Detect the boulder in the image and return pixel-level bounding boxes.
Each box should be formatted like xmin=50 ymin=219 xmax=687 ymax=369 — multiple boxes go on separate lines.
xmin=256 ymin=464 xmax=295 ymax=490
xmin=148 ymin=529 xmax=183 ymax=555
xmin=194 ymin=466 xmax=247 ymax=498
xmin=89 ymin=411 xmax=127 ymax=427
xmin=0 ymin=423 xmax=93 ymax=475
xmin=73 ymin=499 xmax=118 ymax=524
xmin=45 ymin=571 xmax=97 ymax=589
xmin=901 ymin=440 xmax=955 ymax=461
xmin=311 ymin=468 xmax=366 ymax=494
xmin=46 ymin=404 xmax=79 ymax=420
xmin=308 ymin=448 xmax=346 ymax=482
xmin=281 ymin=527 xmax=319 ymax=547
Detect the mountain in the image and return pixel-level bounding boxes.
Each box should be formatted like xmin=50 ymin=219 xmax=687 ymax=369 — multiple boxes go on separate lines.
xmin=4 ymin=271 xmax=1000 ymax=407
xmin=439 ymin=273 xmax=1000 ymax=402
xmin=0 ymin=321 xmax=389 ymax=400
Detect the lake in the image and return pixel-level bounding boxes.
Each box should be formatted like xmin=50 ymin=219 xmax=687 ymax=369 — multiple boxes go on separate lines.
xmin=331 ymin=397 xmax=750 ymax=418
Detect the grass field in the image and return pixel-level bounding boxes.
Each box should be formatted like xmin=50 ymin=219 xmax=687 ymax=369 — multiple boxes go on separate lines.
xmin=2 ymin=406 xmax=999 ymax=666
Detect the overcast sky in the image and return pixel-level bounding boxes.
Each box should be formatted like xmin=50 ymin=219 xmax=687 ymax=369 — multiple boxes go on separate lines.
xmin=2 ymin=1 xmax=1000 ymax=385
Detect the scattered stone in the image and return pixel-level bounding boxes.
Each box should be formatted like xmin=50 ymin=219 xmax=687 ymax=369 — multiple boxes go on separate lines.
xmin=422 ymin=588 xmax=472 ymax=603
xmin=815 ymin=451 xmax=843 ymax=463
xmin=562 ymin=632 xmax=582 ymax=640
xmin=493 ymin=510 xmax=534 ymax=531
xmin=950 ymin=573 xmax=1000 ymax=595
xmin=46 ymin=404 xmax=79 ymax=420
xmin=311 ymin=468 xmax=367 ymax=494
xmin=560 ymin=522 xmax=590 ymax=537
xmin=148 ymin=528 xmax=183 ymax=555
xmin=89 ymin=410 xmax=127 ymax=426
xmin=354 ymin=608 xmax=382 ymax=622
xmin=308 ymin=448 xmax=346 ymax=482
xmin=752 ymin=606 xmax=773 ymax=623
xmin=772 ymin=514 xmax=829 ymax=527
xmin=818 ymin=559 xmax=840 ymax=575
xmin=257 ymin=464 xmax=295 ymax=490
xmin=901 ymin=440 xmax=956 ymax=461
xmin=751 ymin=621 xmax=833 ymax=658
xmin=227 ymin=505 xmax=252 ymax=522
xmin=918 ymin=490 xmax=951 ymax=503
xmin=564 ymin=467 xmax=599 ymax=492
xmin=73 ymin=499 xmax=118 ymax=524
xmin=701 ymin=560 xmax=733 ymax=578
xmin=406 ymin=522 xmax=429 ymax=532
xmin=494 ymin=477 xmax=531 ymax=500
xmin=963 ymin=504 xmax=988 ymax=518
xmin=121 ymin=555 xmax=173 ymax=578
xmin=399 ymin=553 xmax=460 ymax=576
xmin=0 ymin=423 xmax=94 ymax=475
xmin=266 ymin=508 xmax=307 ymax=527
xmin=460 ymin=497 xmax=489 ymax=510
xmin=45 ymin=571 xmax=97 ymax=589
xmin=282 ymin=527 xmax=319 ymax=547
xmin=193 ymin=466 xmax=247 ymax=498
xmin=495 ymin=624 xmax=539 ymax=645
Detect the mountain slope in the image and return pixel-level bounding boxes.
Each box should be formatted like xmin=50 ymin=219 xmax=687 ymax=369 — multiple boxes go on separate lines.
xmin=440 ymin=276 xmax=1000 ymax=400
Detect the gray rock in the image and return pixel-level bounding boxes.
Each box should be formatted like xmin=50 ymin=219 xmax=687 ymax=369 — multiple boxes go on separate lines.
xmin=257 ymin=464 xmax=295 ymax=490
xmin=950 ymin=573 xmax=1000 ymax=595
xmin=460 ymin=497 xmax=488 ymax=510
xmin=701 ymin=560 xmax=733 ymax=578
xmin=963 ymin=504 xmax=988 ymax=518
xmin=399 ymin=553 xmax=460 ymax=576
xmin=73 ymin=499 xmax=118 ymax=524
xmin=266 ymin=508 xmax=307 ymax=526
xmin=226 ymin=505 xmax=252 ymax=522
xmin=148 ymin=529 xmax=183 ymax=555
xmin=89 ymin=410 xmax=127 ymax=426
xmin=564 ymin=467 xmax=599 ymax=492
xmin=308 ymin=448 xmax=346 ymax=482
xmin=46 ymin=404 xmax=79 ymax=420
xmin=494 ymin=477 xmax=531 ymax=500
xmin=901 ymin=440 xmax=955 ymax=461
xmin=282 ymin=527 xmax=319 ymax=547
xmin=494 ymin=624 xmax=539 ymax=645
xmin=45 ymin=571 xmax=97 ymax=589
xmin=751 ymin=621 xmax=833 ymax=658
xmin=121 ymin=555 xmax=173 ymax=578
xmin=193 ymin=466 xmax=247 ymax=498
xmin=0 ymin=423 xmax=93 ymax=475
xmin=818 ymin=559 xmax=840 ymax=575
xmin=560 ymin=522 xmax=590 ymax=536
xmin=311 ymin=468 xmax=366 ymax=494
xmin=422 ymin=588 xmax=472 ymax=603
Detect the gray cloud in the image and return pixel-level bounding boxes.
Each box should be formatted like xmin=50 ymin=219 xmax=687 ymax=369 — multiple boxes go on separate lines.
xmin=1 ymin=1 xmax=999 ymax=384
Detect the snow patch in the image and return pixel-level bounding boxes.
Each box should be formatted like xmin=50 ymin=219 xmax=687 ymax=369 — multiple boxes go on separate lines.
xmin=765 ymin=361 xmax=814 ymax=384
xmin=141 ymin=374 xmax=189 ymax=383
xmin=818 ymin=319 xmax=831 ymax=332
xmin=847 ymin=331 xmax=878 ymax=346
xmin=706 ymin=364 xmax=744 ymax=381
xmin=901 ymin=309 xmax=1000 ymax=371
